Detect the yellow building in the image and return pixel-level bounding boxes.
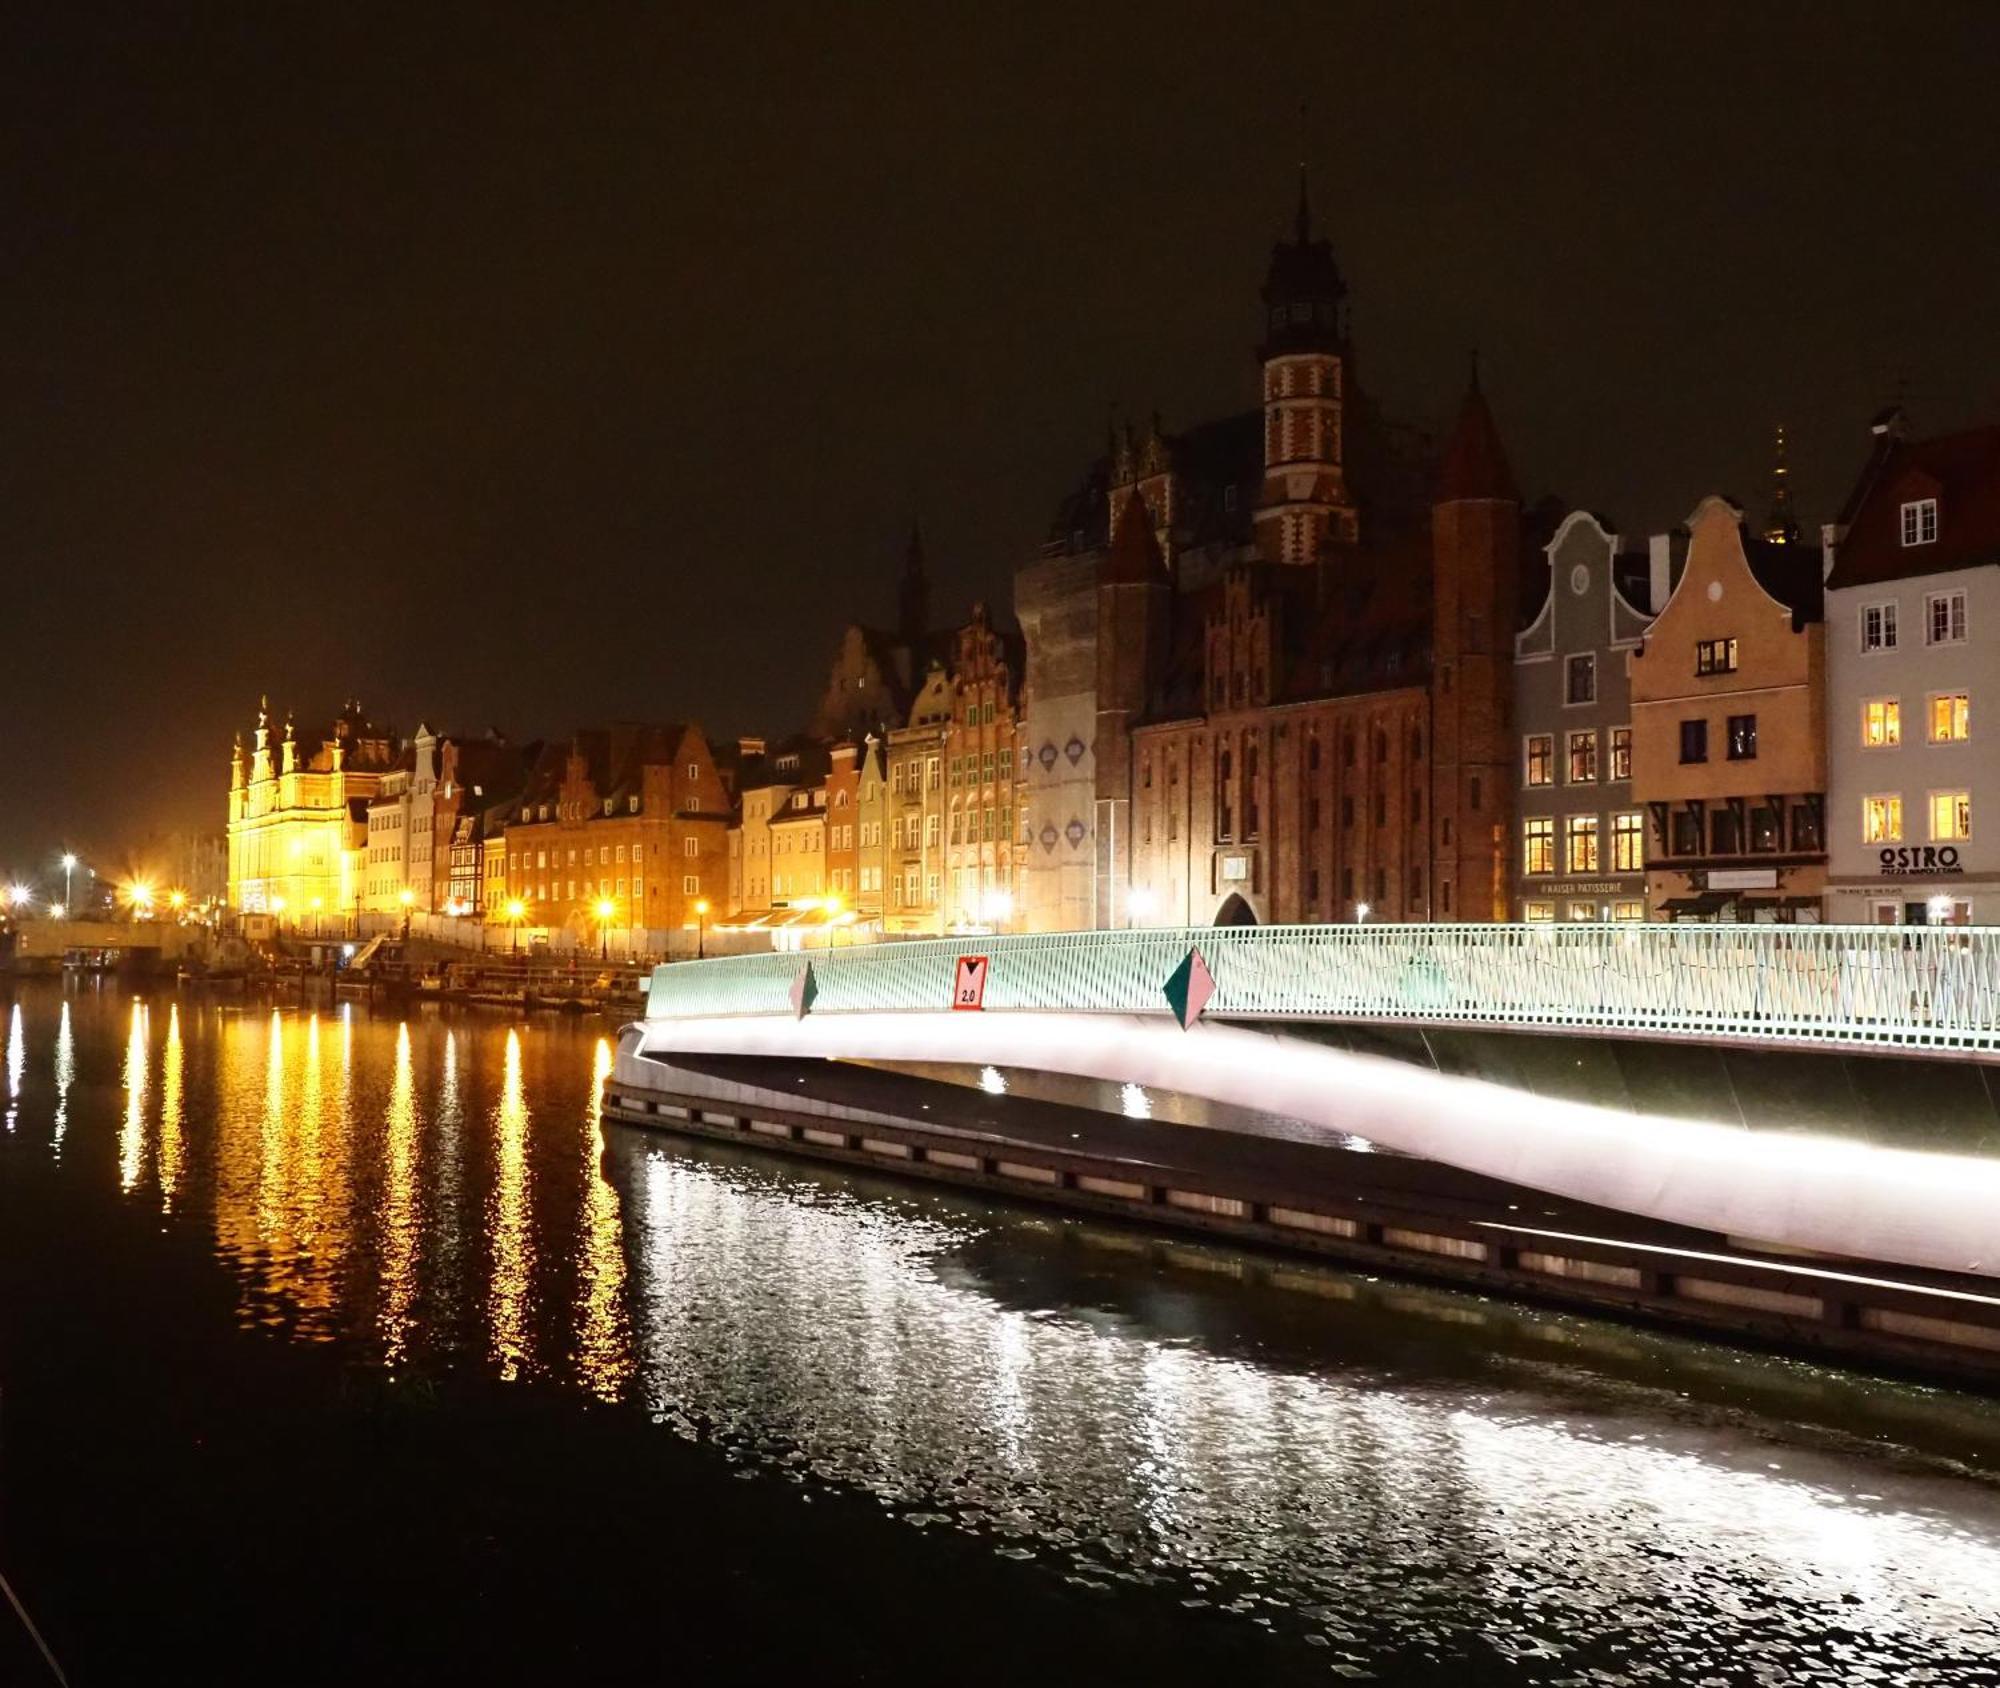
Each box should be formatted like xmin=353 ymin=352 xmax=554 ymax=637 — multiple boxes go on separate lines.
xmin=227 ymin=700 xmax=400 ymax=926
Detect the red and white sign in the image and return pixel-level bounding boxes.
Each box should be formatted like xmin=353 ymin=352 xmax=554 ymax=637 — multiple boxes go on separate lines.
xmin=952 ymin=954 xmax=990 ymax=1011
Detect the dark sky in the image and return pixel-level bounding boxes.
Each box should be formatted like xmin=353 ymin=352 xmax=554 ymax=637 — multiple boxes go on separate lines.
xmin=4 ymin=1 xmax=1998 ymax=878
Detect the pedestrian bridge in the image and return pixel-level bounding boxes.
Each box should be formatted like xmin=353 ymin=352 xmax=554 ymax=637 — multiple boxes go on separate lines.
xmin=626 ymin=924 xmax=2000 ymax=1287
xmin=640 ymin=922 xmax=2000 ymax=1057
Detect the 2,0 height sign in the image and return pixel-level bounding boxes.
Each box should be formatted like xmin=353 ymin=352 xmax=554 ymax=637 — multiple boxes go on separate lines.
xmin=952 ymin=954 xmax=990 ymax=1011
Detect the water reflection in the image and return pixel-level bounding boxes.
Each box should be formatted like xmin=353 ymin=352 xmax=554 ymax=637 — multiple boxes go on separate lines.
xmin=488 ymin=1028 xmax=533 ymax=1382
xmin=119 ymin=1000 xmax=149 ymax=1190
xmin=5 ymin=1001 xmax=24 ymax=1133
xmin=4 ymin=986 xmax=1999 ymax=1683
xmin=159 ymin=1004 xmax=185 ymax=1207
xmin=576 ymin=1037 xmax=630 ymax=1403
xmin=379 ymin=1023 xmax=420 ymax=1366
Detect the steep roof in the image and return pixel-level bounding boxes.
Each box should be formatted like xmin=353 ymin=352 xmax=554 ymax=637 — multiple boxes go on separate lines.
xmin=1100 ymin=489 xmax=1168 ymax=585
xmin=1825 ymin=423 xmax=2000 ymax=590
xmin=1437 ymin=372 xmax=1517 ymax=503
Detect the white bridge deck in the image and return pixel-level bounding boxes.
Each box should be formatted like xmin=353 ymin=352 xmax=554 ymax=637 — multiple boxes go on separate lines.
xmin=643 ymin=923 xmax=2000 ymax=1059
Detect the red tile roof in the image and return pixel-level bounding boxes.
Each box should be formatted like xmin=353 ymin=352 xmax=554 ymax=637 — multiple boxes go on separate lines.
xmin=1826 ymin=423 xmax=2000 ymax=590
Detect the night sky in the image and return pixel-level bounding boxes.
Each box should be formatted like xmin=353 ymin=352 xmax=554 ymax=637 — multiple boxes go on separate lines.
xmin=4 ymin=2 xmax=1998 ymax=877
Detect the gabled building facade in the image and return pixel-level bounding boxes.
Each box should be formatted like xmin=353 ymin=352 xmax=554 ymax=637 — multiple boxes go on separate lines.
xmin=1513 ymin=512 xmax=1657 ymax=921
xmin=1823 ymin=418 xmax=2000 ymax=924
xmin=1629 ymin=497 xmax=1827 ymax=922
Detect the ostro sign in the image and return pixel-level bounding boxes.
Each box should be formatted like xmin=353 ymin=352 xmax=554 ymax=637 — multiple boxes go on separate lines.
xmin=1879 ymin=845 xmax=1963 ymax=875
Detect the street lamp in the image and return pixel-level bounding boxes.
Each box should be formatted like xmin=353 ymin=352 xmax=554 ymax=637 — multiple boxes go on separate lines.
xmin=60 ymin=853 xmax=77 ymax=910
xmin=399 ymin=885 xmax=415 ymax=939
xmin=6 ymin=885 xmax=31 ymax=914
xmin=308 ymin=894 xmax=322 ymax=938
xmin=595 ymin=897 xmax=616 ymax=962
xmin=1127 ymin=885 xmax=1158 ymax=927
xmin=505 ymin=898 xmax=527 ymax=955
xmin=822 ymin=892 xmax=843 ymax=949
xmin=694 ymin=897 xmax=710 ymax=961
xmin=1355 ymin=902 xmax=1371 ymax=924
xmin=50 ymin=902 xmax=65 ymax=921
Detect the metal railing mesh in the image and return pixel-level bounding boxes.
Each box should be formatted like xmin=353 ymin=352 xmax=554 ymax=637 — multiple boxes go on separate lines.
xmin=642 ymin=924 xmax=2000 ymax=1055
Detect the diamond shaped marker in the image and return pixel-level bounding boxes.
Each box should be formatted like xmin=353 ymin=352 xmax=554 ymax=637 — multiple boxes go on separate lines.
xmin=1162 ymin=946 xmax=1215 ymax=1030
xmin=790 ymin=960 xmax=818 ymax=1019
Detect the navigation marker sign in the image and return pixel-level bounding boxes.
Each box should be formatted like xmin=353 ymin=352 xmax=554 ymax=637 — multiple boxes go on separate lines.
xmin=953 ymin=954 xmax=991 ymax=1011
xmin=790 ymin=961 xmax=818 ymax=1019
xmin=1162 ymin=947 xmax=1215 ymax=1030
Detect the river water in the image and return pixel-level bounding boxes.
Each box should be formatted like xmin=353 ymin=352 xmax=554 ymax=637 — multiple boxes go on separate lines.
xmin=2 ymin=981 xmax=1999 ymax=1684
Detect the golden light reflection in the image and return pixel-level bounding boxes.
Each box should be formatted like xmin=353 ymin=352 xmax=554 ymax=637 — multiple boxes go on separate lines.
xmin=379 ymin=1023 xmax=421 ymax=1365
xmin=575 ymin=1036 xmax=630 ymax=1402
xmin=489 ymin=1028 xmax=533 ymax=1381
xmin=158 ymin=1003 xmax=185 ymax=1209
xmin=255 ymin=1009 xmax=285 ymax=1248
xmin=4 ymin=1001 xmax=24 ymax=1133
xmin=52 ymin=1001 xmax=73 ymax=1150
xmin=119 ymin=1000 xmax=150 ymax=1191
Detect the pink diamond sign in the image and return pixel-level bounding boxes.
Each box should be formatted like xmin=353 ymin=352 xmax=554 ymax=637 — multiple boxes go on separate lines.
xmin=1162 ymin=946 xmax=1215 ymax=1030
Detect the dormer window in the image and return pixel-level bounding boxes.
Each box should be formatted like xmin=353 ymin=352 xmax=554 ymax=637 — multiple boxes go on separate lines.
xmin=1901 ymin=497 xmax=1938 ymax=546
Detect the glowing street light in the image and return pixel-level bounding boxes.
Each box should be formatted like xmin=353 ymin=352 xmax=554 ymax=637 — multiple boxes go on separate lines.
xmin=822 ymin=892 xmax=843 ymax=949
xmin=1355 ymin=902 xmax=1372 ymax=924
xmin=694 ymin=896 xmax=710 ymax=961
xmin=399 ymin=885 xmax=415 ymax=939
xmin=50 ymin=902 xmax=65 ymax=921
xmin=60 ymin=853 xmax=77 ymax=909
xmin=1127 ymin=885 xmax=1158 ymax=927
xmin=6 ymin=885 xmax=32 ymax=912
xmin=594 ymin=896 xmax=616 ymax=962
xmin=125 ymin=881 xmax=155 ymax=917
xmin=505 ymin=897 xmax=528 ymax=955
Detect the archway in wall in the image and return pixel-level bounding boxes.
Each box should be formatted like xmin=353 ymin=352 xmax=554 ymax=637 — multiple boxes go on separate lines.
xmin=1213 ymin=893 xmax=1259 ymax=927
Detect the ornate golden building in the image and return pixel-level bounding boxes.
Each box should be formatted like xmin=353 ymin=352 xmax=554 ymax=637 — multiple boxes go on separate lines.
xmin=227 ymin=699 xmax=400 ymax=924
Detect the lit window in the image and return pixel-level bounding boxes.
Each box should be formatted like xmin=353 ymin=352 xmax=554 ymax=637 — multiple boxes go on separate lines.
xmin=1568 ymin=730 xmax=1598 ymax=784
xmin=1564 ymin=814 xmax=1600 ymax=874
xmin=1863 ymin=795 xmax=1903 ymax=843
xmin=1567 ymin=902 xmax=1598 ymax=922
xmin=682 ymin=875 xmax=699 ymax=894
xmin=1861 ymin=601 xmax=1898 ymax=651
xmin=1726 ymin=714 xmax=1757 ymax=761
xmin=1930 ymin=693 xmax=1970 ymax=743
xmin=1612 ymin=899 xmax=1647 ymax=923
xmin=1862 ymin=699 xmax=1901 ymax=747
xmin=1926 ymin=590 xmax=1967 ymax=645
xmin=1609 ymin=727 xmax=1632 ymax=782
xmin=1612 ymin=812 xmax=1644 ymax=872
xmin=1523 ymin=901 xmax=1555 ymax=923
xmin=1695 ymin=638 xmax=1738 ymax=675
xmin=1565 ymin=654 xmax=1596 ymax=705
xmin=1524 ymin=735 xmax=1554 ymax=787
xmin=1523 ymin=817 xmax=1555 ymax=876
xmin=1900 ymin=498 xmax=1938 ymax=546
xmin=1930 ymin=791 xmax=1972 ymax=842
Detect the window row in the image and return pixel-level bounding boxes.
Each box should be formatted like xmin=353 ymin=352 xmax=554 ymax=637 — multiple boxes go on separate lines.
xmin=1525 ymin=727 xmax=1631 ymax=787
xmin=1678 ymin=714 xmax=1757 ymax=763
xmin=1524 ymin=900 xmax=1649 ymax=923
xmin=1859 ymin=693 xmax=1970 ymax=746
xmin=1859 ymin=588 xmax=1966 ymax=651
xmin=1861 ymin=792 xmax=1972 ymax=844
xmin=1522 ymin=812 xmax=1646 ymax=876
xmin=511 ymin=844 xmax=647 ymax=873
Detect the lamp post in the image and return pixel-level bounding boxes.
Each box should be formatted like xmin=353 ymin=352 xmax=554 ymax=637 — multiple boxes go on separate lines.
xmin=823 ymin=893 xmax=843 ymax=949
xmin=61 ymin=853 xmax=76 ymax=911
xmin=506 ymin=898 xmax=527 ymax=955
xmin=595 ymin=897 xmax=616 ymax=963
xmin=1127 ymin=885 xmax=1158 ymax=928
xmin=694 ymin=897 xmax=709 ymax=961
xmin=399 ymin=885 xmax=415 ymax=940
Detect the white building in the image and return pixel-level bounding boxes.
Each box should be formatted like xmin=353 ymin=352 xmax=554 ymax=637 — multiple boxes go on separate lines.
xmin=1823 ymin=417 xmax=2000 ymax=924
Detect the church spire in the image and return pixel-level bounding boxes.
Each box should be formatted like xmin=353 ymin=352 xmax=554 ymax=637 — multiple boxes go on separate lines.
xmin=1295 ymin=158 xmax=1311 ymax=245
xmin=1763 ymin=424 xmax=1800 ymax=545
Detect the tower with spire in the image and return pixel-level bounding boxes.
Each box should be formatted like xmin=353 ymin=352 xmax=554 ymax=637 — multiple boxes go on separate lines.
xmin=1763 ymin=425 xmax=1800 ymax=545
xmin=1429 ymin=360 xmax=1523 ymax=923
xmin=1253 ymin=164 xmax=1356 ymax=563
xmin=897 ymin=521 xmax=930 ymax=647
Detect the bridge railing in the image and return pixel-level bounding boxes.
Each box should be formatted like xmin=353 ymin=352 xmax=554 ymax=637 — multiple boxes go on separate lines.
xmin=641 ymin=923 xmax=2000 ymax=1055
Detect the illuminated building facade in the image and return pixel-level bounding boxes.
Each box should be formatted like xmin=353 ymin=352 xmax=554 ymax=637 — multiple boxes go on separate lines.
xmin=501 ymin=723 xmax=730 ymax=944
xmin=227 ymin=699 xmax=399 ymax=923
xmin=1629 ymin=497 xmax=1827 ymax=922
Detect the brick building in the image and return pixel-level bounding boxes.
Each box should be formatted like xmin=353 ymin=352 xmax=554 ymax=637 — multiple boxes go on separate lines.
xmin=502 ymin=723 xmax=730 ymax=947
xmin=1019 ymin=177 xmax=1527 ymax=929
